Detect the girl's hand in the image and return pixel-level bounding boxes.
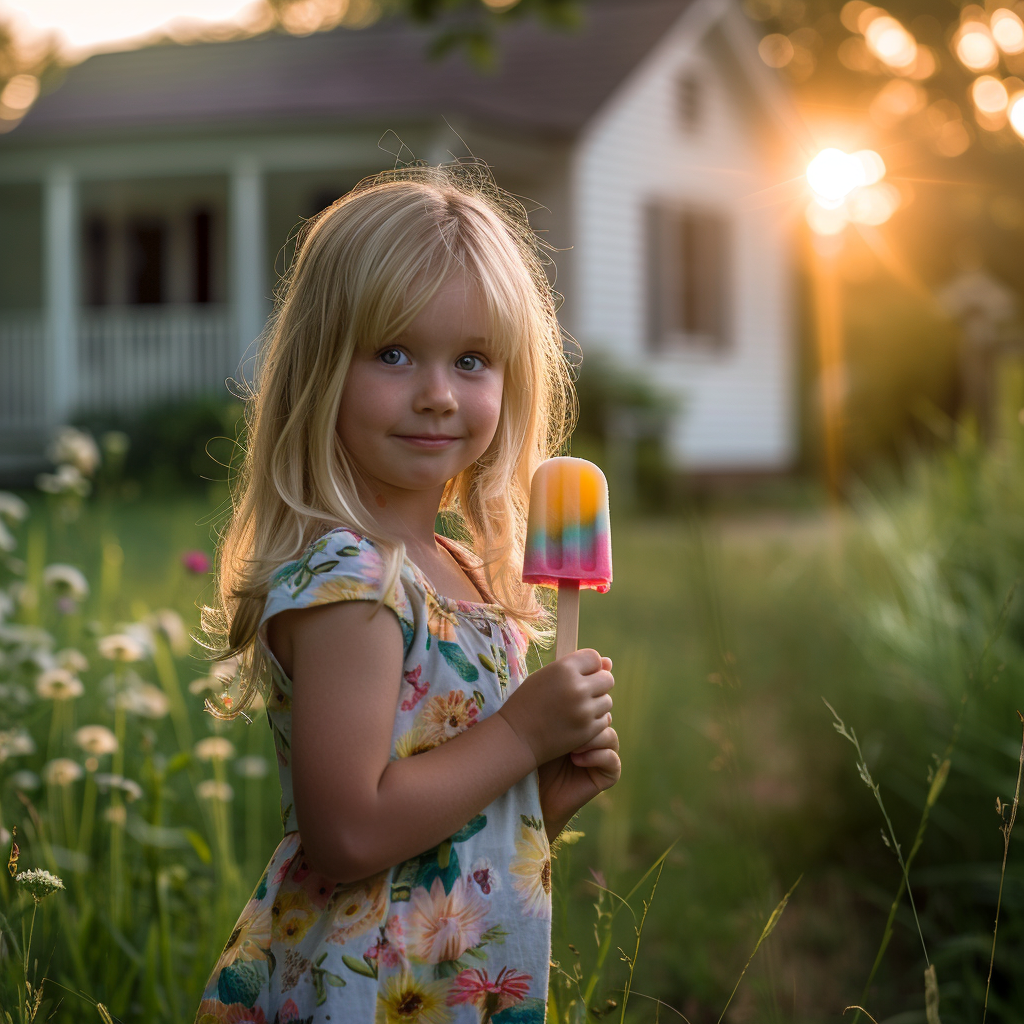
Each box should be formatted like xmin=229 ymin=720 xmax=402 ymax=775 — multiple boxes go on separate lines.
xmin=538 ymin=716 xmax=620 ymax=840
xmin=497 ymin=649 xmax=614 ymax=768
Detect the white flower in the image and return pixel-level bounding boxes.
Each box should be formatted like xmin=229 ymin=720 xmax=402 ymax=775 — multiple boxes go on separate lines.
xmin=188 ymin=675 xmax=222 ymax=695
xmin=42 ymin=564 xmax=89 ymax=601
xmin=36 ymin=668 xmax=84 ymax=701
xmin=16 ymin=868 xmax=65 ymax=901
xmin=234 ymin=755 xmax=269 ymax=779
xmin=194 ymin=736 xmax=235 ymax=762
xmin=97 ymin=633 xmax=147 ymax=662
xmin=55 ymin=648 xmax=88 ymax=673
xmin=43 ymin=758 xmax=84 ymax=786
xmin=148 ymin=609 xmax=189 ymax=656
xmin=0 ymin=730 xmax=36 ymax=761
xmin=115 ymin=682 xmax=169 ymax=719
xmin=0 ymin=521 xmax=14 ymax=553
xmin=74 ymin=724 xmax=118 ymax=756
xmin=36 ymin=463 xmax=90 ymax=496
xmin=8 ymin=770 xmax=40 ymax=791
xmin=197 ymin=779 xmax=234 ymax=802
xmin=94 ymin=773 xmax=143 ymax=801
xmin=48 ymin=427 xmax=100 ymax=476
xmin=0 ymin=491 xmax=29 ymax=525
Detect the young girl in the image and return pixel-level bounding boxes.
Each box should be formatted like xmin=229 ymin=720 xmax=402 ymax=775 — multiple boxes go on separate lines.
xmin=195 ymin=165 xmax=620 ymax=1024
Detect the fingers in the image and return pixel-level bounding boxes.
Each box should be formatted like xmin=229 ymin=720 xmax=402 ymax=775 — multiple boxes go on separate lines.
xmin=564 ymin=648 xmax=603 ymax=673
xmin=570 ymin=748 xmax=622 ymax=788
xmin=572 ymin=726 xmax=619 ymax=755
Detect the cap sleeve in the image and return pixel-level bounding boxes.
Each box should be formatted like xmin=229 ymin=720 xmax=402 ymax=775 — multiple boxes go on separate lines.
xmin=261 ymin=529 xmax=415 ymax=655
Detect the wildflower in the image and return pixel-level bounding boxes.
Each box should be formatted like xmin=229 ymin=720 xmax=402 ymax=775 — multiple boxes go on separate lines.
xmin=74 ymin=724 xmax=118 ymax=756
xmin=0 ymin=729 xmax=36 ymax=760
xmin=194 ymin=736 xmax=236 ymax=762
xmin=376 ymin=971 xmax=452 ymax=1024
xmin=508 ymin=823 xmax=551 ymax=919
xmin=42 ymin=564 xmax=89 ymax=602
xmin=43 ymin=758 xmax=84 ymax=786
xmin=234 ymin=755 xmax=269 ymax=779
xmin=48 ymin=427 xmax=100 ymax=476
xmin=182 ymin=550 xmax=211 ymax=574
xmin=97 ymin=633 xmax=146 ymax=662
xmin=115 ymin=681 xmax=169 ymax=718
xmin=148 ymin=608 xmax=190 ymax=656
xmin=36 ymin=463 xmax=90 ymax=496
xmin=419 ymin=690 xmax=479 ymax=746
xmin=406 ymin=876 xmax=489 ymax=964
xmin=0 ymin=491 xmax=29 ymax=525
xmin=95 ymin=773 xmax=142 ymax=801
xmin=197 ymin=779 xmax=234 ymax=802
xmin=55 ymin=648 xmax=88 ymax=673
xmin=8 ymin=770 xmax=40 ymax=791
xmin=16 ymin=868 xmax=65 ymax=902
xmin=104 ymin=805 xmax=127 ymax=825
xmin=447 ymin=966 xmax=532 ymax=1015
xmin=36 ymin=668 xmax=84 ymax=701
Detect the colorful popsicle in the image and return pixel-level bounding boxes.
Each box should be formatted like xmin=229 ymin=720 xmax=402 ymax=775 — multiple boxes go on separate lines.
xmin=522 ymin=457 xmax=612 ymax=658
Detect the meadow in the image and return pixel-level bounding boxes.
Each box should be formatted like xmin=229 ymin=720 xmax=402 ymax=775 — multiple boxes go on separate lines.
xmin=1 ymin=422 xmax=1023 ymax=1023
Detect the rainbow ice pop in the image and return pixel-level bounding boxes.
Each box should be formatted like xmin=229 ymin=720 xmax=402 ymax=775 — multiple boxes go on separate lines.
xmin=522 ymin=457 xmax=612 ymax=658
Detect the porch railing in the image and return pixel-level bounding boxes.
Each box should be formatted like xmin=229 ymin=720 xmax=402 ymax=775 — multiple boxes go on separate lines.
xmin=0 ymin=313 xmax=47 ymax=433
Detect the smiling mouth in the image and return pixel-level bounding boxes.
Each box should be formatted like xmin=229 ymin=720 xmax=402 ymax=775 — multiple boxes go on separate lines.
xmin=395 ymin=435 xmax=461 ymax=448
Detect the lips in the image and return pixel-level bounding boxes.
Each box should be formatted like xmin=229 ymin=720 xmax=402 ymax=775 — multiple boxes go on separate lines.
xmin=395 ymin=435 xmax=460 ymax=448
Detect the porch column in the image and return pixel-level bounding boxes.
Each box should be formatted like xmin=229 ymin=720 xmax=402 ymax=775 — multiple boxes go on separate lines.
xmin=43 ymin=164 xmax=78 ymax=426
xmin=229 ymin=155 xmax=267 ymax=378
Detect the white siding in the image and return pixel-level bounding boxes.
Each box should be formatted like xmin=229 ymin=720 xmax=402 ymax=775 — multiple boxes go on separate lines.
xmin=571 ymin=1 xmax=795 ymax=471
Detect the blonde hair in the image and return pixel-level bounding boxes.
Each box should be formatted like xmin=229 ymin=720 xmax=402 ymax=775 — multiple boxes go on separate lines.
xmin=203 ymin=162 xmax=575 ymax=720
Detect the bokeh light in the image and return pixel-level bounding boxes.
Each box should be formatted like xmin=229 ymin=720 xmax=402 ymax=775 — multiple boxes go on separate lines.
xmin=1009 ymin=92 xmax=1024 ymax=138
xmin=847 ymin=182 xmax=901 ymax=225
xmin=758 ymin=33 xmax=794 ymax=69
xmin=806 ymin=200 xmax=849 ymax=236
xmin=0 ymin=74 xmax=39 ymax=111
xmin=991 ymin=8 xmax=1024 ymax=54
xmin=864 ymin=15 xmax=917 ymax=70
xmin=956 ymin=22 xmax=1000 ymax=72
xmin=853 ymin=149 xmax=886 ymax=185
xmin=869 ymin=79 xmax=926 ymax=125
xmin=972 ymin=75 xmax=1009 ymax=114
xmin=807 ymin=148 xmax=879 ymax=204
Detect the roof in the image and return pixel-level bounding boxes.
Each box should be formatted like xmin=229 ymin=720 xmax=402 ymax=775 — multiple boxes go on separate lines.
xmin=10 ymin=0 xmax=697 ymax=143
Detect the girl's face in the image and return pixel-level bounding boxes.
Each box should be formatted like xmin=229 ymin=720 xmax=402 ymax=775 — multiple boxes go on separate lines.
xmin=337 ymin=273 xmax=506 ymax=499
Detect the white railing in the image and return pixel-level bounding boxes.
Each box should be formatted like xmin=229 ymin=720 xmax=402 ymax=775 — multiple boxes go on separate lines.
xmin=77 ymin=305 xmax=237 ymax=414
xmin=0 ymin=313 xmax=47 ymax=433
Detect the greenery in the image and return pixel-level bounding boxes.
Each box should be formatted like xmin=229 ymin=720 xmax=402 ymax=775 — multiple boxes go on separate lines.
xmin=1 ymin=405 xmax=1023 ymax=1021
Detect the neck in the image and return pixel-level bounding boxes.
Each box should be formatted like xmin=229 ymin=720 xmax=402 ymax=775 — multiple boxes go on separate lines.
xmin=356 ymin=476 xmax=445 ymax=555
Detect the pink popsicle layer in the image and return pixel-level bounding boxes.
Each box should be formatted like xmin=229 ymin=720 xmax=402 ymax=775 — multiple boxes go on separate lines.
xmin=522 ymin=456 xmax=612 ymax=593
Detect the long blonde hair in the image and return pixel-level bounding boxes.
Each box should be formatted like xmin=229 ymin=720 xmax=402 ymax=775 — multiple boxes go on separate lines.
xmin=203 ymin=162 xmax=575 ymax=719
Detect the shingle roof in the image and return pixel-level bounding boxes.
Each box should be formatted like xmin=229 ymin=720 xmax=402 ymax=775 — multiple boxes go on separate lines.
xmin=11 ymin=0 xmax=695 ymax=142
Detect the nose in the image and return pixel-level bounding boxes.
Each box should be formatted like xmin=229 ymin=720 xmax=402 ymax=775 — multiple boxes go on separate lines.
xmin=413 ymin=364 xmax=457 ymax=415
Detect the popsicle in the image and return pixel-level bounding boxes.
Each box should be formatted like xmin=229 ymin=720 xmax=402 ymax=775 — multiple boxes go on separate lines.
xmin=522 ymin=456 xmax=612 ymax=659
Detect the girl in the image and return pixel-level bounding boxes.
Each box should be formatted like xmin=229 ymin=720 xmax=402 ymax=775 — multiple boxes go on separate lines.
xmin=195 ymin=164 xmax=620 ymax=1024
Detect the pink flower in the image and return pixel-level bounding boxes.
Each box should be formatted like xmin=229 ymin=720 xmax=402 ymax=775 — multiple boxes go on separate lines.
xmin=447 ymin=967 xmax=532 ymax=1014
xmin=182 ymin=550 xmax=211 ymax=574
xmin=406 ymin=876 xmax=489 ymax=964
xmin=277 ymin=999 xmax=301 ymax=1023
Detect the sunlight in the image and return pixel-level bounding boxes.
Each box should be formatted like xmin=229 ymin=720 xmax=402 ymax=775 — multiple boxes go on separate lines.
xmin=0 ymin=0 xmax=267 ymax=57
xmin=806 ymin=147 xmax=885 ymax=205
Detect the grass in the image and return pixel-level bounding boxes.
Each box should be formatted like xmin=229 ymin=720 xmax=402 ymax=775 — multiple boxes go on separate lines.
xmin=3 ymin=425 xmax=1024 ymax=1021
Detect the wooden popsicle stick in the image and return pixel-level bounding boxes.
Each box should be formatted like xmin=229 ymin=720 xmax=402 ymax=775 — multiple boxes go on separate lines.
xmin=555 ymin=580 xmax=580 ymax=660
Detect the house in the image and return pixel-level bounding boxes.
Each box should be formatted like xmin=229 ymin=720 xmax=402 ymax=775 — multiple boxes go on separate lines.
xmin=0 ymin=0 xmax=804 ymax=481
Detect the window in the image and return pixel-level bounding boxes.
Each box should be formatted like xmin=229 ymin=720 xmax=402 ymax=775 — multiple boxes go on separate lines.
xmin=191 ymin=208 xmax=212 ymax=304
xmin=127 ymin=218 xmax=166 ymax=304
xmin=677 ymin=73 xmax=702 ymax=134
xmin=645 ymin=205 xmax=730 ymax=351
xmin=84 ymin=217 xmax=109 ymax=306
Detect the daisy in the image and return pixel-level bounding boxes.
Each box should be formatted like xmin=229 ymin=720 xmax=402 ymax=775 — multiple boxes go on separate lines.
xmin=375 ymin=972 xmax=452 ymax=1024
xmin=74 ymin=724 xmax=118 ymax=756
xmin=36 ymin=668 xmax=83 ymax=701
xmin=43 ymin=758 xmax=83 ymax=787
xmin=406 ymin=876 xmax=489 ymax=965
xmin=42 ymin=564 xmax=89 ymax=601
xmin=197 ymin=780 xmax=234 ymax=803
xmin=97 ymin=633 xmax=146 ymax=662
xmin=447 ymin=966 xmax=532 ymax=1020
xmin=508 ymin=823 xmax=551 ymax=919
xmin=419 ymin=690 xmax=478 ymax=746
xmin=194 ymin=737 xmax=236 ymax=762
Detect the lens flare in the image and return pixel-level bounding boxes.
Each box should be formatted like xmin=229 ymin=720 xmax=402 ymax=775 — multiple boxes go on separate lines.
xmin=956 ymin=23 xmax=1000 ymax=71
xmin=807 ymin=149 xmax=865 ymax=203
xmin=992 ymin=9 xmax=1024 ymax=54
xmin=972 ymin=75 xmax=1009 ymax=114
xmin=864 ymin=15 xmax=917 ymax=69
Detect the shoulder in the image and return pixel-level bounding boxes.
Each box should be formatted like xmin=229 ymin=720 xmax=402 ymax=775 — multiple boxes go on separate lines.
xmin=263 ymin=528 xmax=416 ymax=643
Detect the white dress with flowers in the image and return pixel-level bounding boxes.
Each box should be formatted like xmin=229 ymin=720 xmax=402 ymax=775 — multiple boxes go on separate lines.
xmin=195 ymin=528 xmax=551 ymax=1024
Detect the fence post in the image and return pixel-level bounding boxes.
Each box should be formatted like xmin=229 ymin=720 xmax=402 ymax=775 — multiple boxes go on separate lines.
xmin=44 ymin=163 xmax=78 ymax=428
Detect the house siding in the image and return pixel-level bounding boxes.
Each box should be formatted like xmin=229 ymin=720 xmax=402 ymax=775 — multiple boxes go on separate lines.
xmin=572 ymin=2 xmax=795 ymax=471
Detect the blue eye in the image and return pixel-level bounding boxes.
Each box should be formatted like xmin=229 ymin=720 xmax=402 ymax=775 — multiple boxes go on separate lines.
xmin=378 ymin=348 xmax=408 ymax=366
xmin=456 ymin=355 xmax=485 ymax=371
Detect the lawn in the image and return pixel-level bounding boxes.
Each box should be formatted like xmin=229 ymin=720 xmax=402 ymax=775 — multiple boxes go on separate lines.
xmin=2 ymin=435 xmax=1023 ymax=1022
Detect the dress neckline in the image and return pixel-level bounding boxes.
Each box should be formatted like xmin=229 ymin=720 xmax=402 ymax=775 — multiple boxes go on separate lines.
xmin=404 ymin=534 xmax=507 ymax=620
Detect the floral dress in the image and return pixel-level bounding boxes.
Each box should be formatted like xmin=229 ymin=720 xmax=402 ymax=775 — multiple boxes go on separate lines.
xmin=196 ymin=528 xmax=551 ymax=1024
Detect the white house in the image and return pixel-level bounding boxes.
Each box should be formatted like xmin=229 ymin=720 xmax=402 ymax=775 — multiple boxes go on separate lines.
xmin=0 ymin=0 xmax=804 ymax=479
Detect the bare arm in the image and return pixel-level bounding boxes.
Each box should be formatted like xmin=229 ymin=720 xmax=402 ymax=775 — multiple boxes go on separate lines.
xmin=277 ymin=600 xmax=613 ymax=883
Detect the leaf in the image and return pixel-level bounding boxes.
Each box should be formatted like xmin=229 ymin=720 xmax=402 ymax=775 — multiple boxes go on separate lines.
xmin=184 ymin=829 xmax=212 ymax=864
xmin=478 ymin=652 xmax=496 ymax=673
xmin=325 ymin=972 xmax=347 ymax=987
xmin=450 ymin=814 xmax=487 ymax=843
xmin=311 ymin=560 xmax=340 ymax=575
xmin=520 ymin=814 xmax=544 ymax=832
xmin=465 ymin=944 xmax=488 ymax=959
xmin=97 ymin=1005 xmax=114 ymax=1024
xmin=473 ymin=689 xmax=485 ymax=708
xmin=342 ymin=954 xmax=377 ymax=979
xmin=438 ymin=641 xmax=479 ymax=682
xmin=419 ymin=846 xmax=461 ymax=895
xmin=338 ymin=546 xmax=360 ymax=557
